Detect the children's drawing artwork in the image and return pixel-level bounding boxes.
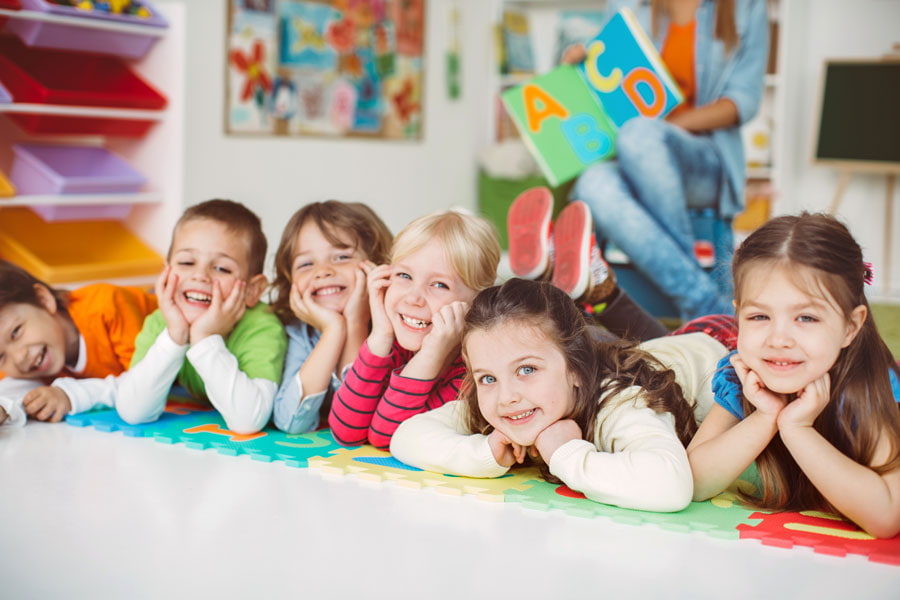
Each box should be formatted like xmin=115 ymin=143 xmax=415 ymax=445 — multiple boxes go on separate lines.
xmin=226 ymin=0 xmax=424 ymax=139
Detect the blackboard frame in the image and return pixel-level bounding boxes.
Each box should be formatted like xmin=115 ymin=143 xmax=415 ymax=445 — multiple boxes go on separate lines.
xmin=813 ymin=59 xmax=900 ymax=174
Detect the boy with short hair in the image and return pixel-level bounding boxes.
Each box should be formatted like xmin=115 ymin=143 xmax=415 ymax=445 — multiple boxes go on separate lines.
xmin=113 ymin=198 xmax=286 ymax=433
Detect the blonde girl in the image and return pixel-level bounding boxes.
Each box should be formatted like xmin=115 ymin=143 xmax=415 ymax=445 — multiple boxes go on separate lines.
xmin=688 ymin=213 xmax=900 ymax=538
xmin=391 ymin=278 xmax=729 ymax=512
xmin=329 ymin=210 xmax=501 ymax=449
xmin=270 ymin=200 xmax=392 ymax=434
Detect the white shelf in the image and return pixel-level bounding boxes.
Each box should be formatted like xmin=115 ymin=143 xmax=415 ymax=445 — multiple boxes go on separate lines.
xmin=0 ymin=7 xmax=167 ymax=36
xmin=0 ymin=191 xmax=162 ymax=207
xmin=0 ymin=102 xmax=165 ymax=121
xmin=747 ymin=166 xmax=773 ymax=179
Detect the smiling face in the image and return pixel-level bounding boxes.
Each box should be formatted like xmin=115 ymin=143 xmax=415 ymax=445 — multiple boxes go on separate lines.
xmin=736 ymin=264 xmax=865 ymax=395
xmin=168 ymin=218 xmax=258 ymax=324
xmin=0 ymin=288 xmax=72 ymax=380
xmin=468 ymin=321 xmax=577 ymax=446
xmin=383 ymin=238 xmax=477 ymax=352
xmin=290 ymin=220 xmax=366 ymax=312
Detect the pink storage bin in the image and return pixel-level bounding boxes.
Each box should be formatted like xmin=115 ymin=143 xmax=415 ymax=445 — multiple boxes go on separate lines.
xmin=10 ymin=143 xmax=147 ymax=194
xmin=29 ymin=203 xmax=132 ymax=222
xmin=6 ymin=0 xmax=168 ymax=59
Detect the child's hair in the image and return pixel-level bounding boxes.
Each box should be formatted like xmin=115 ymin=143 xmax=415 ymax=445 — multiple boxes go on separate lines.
xmin=172 ymin=199 xmax=268 ymax=276
xmin=733 ymin=212 xmax=900 ymax=513
xmin=0 ymin=260 xmax=68 ymax=312
xmin=391 ymin=209 xmax=501 ymax=293
xmin=270 ymin=200 xmax=393 ymax=324
xmin=459 ymin=278 xmax=697 ymax=481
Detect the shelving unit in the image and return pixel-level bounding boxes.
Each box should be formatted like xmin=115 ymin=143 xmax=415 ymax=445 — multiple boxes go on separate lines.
xmin=0 ymin=3 xmax=184 ymax=287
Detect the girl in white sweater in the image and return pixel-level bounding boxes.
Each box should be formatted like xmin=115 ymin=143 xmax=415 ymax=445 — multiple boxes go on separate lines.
xmin=391 ymin=278 xmax=727 ymax=512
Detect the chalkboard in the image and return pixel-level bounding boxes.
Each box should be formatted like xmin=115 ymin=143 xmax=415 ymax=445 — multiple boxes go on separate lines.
xmin=815 ymin=61 xmax=900 ymax=167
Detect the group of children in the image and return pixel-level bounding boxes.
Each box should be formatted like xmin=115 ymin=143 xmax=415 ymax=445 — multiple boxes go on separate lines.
xmin=1 ymin=193 xmax=898 ymax=538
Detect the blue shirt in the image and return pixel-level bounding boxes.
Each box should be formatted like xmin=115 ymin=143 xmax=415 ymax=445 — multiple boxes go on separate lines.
xmin=611 ymin=0 xmax=769 ymax=218
xmin=712 ymin=352 xmax=900 ymax=419
xmin=272 ymin=320 xmax=340 ymax=434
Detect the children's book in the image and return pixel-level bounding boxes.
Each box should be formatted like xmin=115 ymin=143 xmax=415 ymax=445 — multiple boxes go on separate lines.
xmin=501 ymin=7 xmax=683 ymax=186
xmin=578 ymin=7 xmax=682 ymax=128
xmin=502 ymin=65 xmax=617 ymax=187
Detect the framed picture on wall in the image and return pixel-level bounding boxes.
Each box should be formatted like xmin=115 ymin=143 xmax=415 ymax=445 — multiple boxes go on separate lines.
xmin=225 ymin=0 xmax=425 ymax=140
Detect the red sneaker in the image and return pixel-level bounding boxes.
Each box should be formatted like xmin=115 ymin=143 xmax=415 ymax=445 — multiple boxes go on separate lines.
xmin=551 ymin=201 xmax=593 ymax=299
xmin=507 ymin=186 xmax=554 ymax=279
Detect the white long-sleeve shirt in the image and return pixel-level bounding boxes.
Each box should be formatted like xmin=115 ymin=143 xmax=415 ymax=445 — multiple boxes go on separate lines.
xmin=391 ymin=333 xmax=727 ymax=512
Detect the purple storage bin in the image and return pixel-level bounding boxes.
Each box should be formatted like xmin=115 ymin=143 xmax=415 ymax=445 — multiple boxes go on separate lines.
xmin=29 ymin=203 xmax=132 ymax=222
xmin=11 ymin=143 xmax=146 ymax=194
xmin=8 ymin=0 xmax=168 ymax=59
xmin=0 ymin=80 xmax=12 ymax=103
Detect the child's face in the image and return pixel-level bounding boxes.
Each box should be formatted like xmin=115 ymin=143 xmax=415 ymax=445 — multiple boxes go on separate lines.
xmin=291 ymin=220 xmax=366 ymax=312
xmin=384 ymin=238 xmax=477 ymax=352
xmin=736 ymin=265 xmax=864 ymax=395
xmin=168 ymin=218 xmax=257 ymax=324
xmin=468 ymin=321 xmax=577 ymax=447
xmin=0 ymin=293 xmax=68 ymax=380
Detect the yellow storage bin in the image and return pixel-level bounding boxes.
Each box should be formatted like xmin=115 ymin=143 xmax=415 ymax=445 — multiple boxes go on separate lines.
xmin=0 ymin=170 xmax=15 ymax=197
xmin=0 ymin=207 xmax=164 ymax=284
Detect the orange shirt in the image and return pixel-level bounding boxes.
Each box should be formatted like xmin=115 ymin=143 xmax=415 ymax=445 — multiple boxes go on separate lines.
xmin=62 ymin=283 xmax=157 ymax=378
xmin=661 ymin=19 xmax=697 ymax=113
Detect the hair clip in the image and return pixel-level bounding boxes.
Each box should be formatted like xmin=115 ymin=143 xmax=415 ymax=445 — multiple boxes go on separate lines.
xmin=863 ymin=262 xmax=874 ymax=285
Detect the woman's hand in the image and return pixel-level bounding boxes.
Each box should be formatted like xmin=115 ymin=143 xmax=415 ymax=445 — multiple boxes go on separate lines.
xmin=731 ymin=354 xmax=787 ymax=420
xmin=560 ymin=43 xmax=587 ymax=65
xmin=488 ymin=429 xmax=527 ymax=467
xmin=534 ymin=419 xmax=582 ymax=463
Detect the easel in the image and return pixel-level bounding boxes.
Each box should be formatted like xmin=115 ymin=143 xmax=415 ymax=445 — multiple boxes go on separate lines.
xmin=829 ymin=168 xmax=897 ymax=297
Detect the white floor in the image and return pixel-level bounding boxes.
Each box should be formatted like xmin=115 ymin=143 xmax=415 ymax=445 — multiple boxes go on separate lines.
xmin=2 ymin=422 xmax=899 ymax=599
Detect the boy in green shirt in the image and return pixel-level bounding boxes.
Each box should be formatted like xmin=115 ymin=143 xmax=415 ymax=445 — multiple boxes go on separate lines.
xmin=116 ymin=199 xmax=287 ymax=433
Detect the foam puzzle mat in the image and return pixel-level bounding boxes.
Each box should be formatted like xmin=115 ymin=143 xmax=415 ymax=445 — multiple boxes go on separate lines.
xmin=66 ymin=403 xmax=900 ymax=566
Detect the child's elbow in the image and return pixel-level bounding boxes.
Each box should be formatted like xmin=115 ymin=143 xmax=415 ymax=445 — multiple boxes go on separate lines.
xmin=859 ymin=516 xmax=900 ymax=539
xmin=116 ymin=405 xmax=156 ymax=426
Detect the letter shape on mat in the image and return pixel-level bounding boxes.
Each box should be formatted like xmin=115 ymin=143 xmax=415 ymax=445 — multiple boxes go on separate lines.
xmin=523 ymin=84 xmax=570 ymax=133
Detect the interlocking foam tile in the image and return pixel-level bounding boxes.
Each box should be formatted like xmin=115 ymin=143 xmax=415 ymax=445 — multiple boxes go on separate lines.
xmin=505 ymin=476 xmax=762 ymax=538
xmin=308 ymin=446 xmax=536 ymax=501
xmin=738 ymin=510 xmax=900 ymax=565
xmin=67 ymin=405 xmax=345 ymax=468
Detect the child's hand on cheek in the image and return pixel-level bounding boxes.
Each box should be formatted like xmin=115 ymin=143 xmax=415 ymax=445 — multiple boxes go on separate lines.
xmin=778 ymin=373 xmax=830 ymax=430
xmin=157 ymin=266 xmax=189 ymax=345
xmin=291 ymin=281 xmax=343 ymax=333
xmin=366 ymin=264 xmax=394 ymax=356
xmin=190 ymin=280 xmax=247 ymax=343
xmin=487 ymin=429 xmax=527 ymax=467
xmin=419 ymin=301 xmax=468 ymax=362
xmin=731 ymin=354 xmax=786 ymax=421
xmin=22 ymin=386 xmax=71 ymax=422
xmin=343 ymin=261 xmax=373 ymax=332
xmin=534 ymin=419 xmax=582 ymax=463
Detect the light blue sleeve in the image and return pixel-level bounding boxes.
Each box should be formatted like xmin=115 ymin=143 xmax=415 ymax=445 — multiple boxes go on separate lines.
xmin=272 ymin=321 xmax=338 ymax=434
xmin=719 ymin=0 xmax=769 ymax=125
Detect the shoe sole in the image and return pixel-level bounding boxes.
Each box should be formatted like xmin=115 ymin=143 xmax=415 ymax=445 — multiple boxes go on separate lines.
xmin=507 ymin=187 xmax=553 ymax=279
xmin=551 ymin=201 xmax=592 ymax=299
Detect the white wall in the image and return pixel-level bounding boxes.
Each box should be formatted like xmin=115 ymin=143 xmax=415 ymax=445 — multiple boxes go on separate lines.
xmin=777 ymin=0 xmax=900 ymax=301
xmin=159 ymin=0 xmax=493 ymax=267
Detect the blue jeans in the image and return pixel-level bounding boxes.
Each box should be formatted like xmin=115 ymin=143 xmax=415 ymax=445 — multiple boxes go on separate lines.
xmin=573 ymin=117 xmax=733 ymax=320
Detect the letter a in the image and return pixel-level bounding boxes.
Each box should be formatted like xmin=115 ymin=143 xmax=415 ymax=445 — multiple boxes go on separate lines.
xmin=523 ymin=84 xmax=569 ymax=133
